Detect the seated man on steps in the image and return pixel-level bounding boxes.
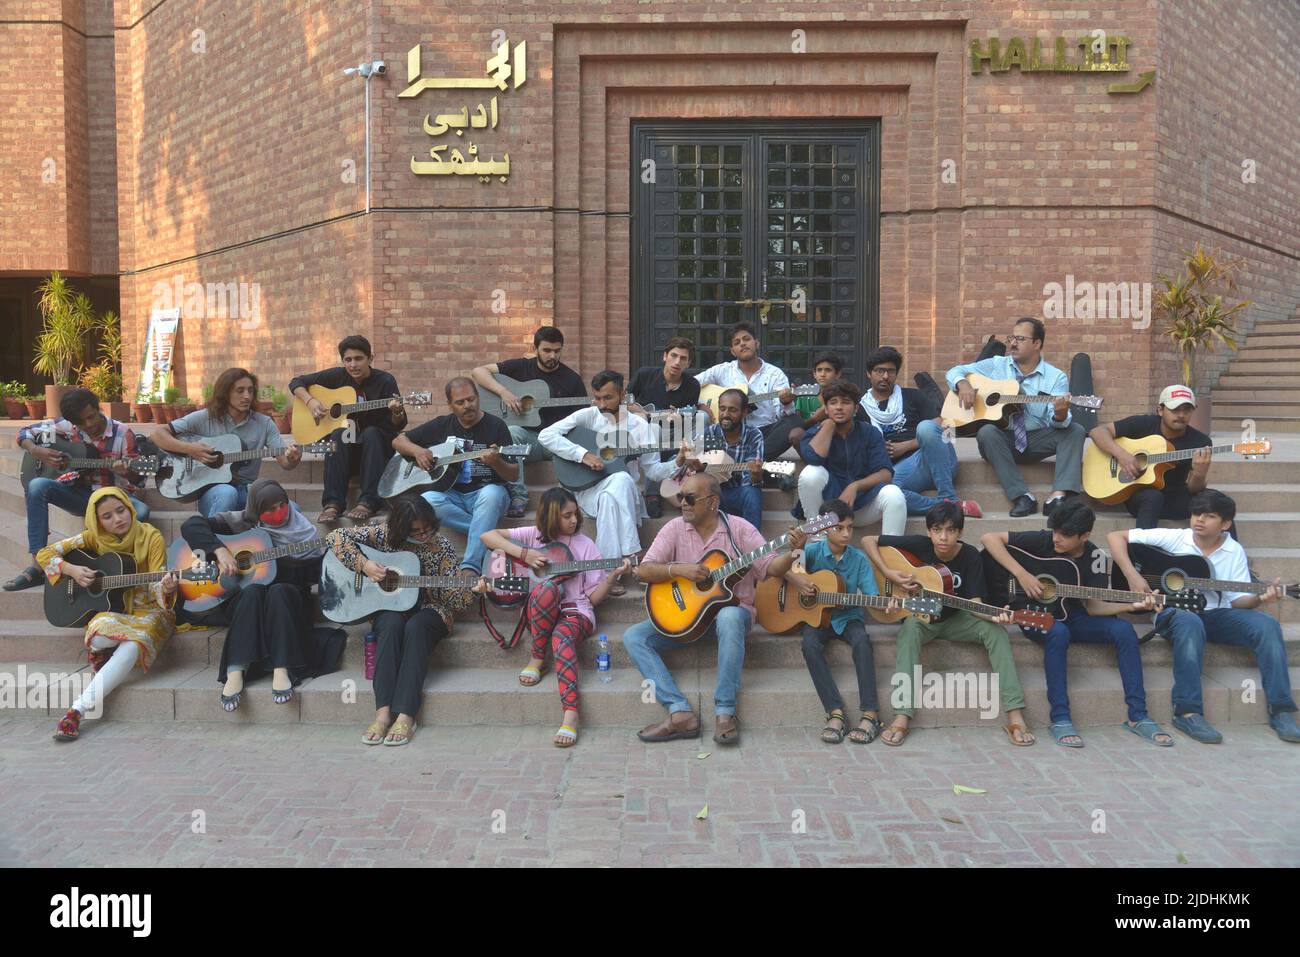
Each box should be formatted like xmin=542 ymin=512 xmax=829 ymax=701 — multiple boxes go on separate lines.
xmin=539 ymin=370 xmax=677 ymax=597
xmin=862 ymin=501 xmax=1034 ymax=748
xmin=981 ymin=499 xmax=1172 ymax=749
xmin=5 ymin=388 xmax=152 ymax=592
xmin=1108 ymin=489 xmax=1299 ymax=745
xmin=626 ymin=472 xmax=807 ymax=747
xmin=393 ymin=377 xmax=516 ymax=576
xmin=289 ymin=334 xmax=407 ymax=524
xmin=695 ymin=320 xmax=800 ymax=468
xmin=862 ymin=345 xmax=981 ymax=519
xmin=628 ymin=336 xmax=701 ymax=518
xmin=680 ymin=388 xmax=764 ymax=530
xmin=1089 ymin=384 xmax=1213 ymax=529
xmin=472 ymin=326 xmax=587 ymax=519
xmin=150 ymin=367 xmax=301 ymax=519
xmin=945 ymin=317 xmax=1085 ymax=518
xmin=797 ymin=379 xmax=906 ymax=534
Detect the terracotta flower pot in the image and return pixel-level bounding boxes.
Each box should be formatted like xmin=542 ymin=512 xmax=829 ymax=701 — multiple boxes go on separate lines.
xmin=108 ymin=401 xmax=130 ymax=422
xmin=25 ymin=399 xmax=47 ymax=419
xmin=149 ymin=402 xmax=167 ymax=423
xmin=273 ymin=410 xmax=292 ymax=434
xmin=45 ymin=384 xmax=74 ymax=417
xmin=3 ymin=398 xmax=25 ymax=419
xmin=256 ymin=400 xmax=275 ymax=415
xmin=131 ymin=402 xmax=153 ymax=423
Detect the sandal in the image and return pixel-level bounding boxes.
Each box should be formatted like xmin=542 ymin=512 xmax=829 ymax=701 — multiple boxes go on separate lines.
xmin=820 ymin=708 xmax=847 ymax=745
xmin=1049 ymin=720 xmax=1085 ymax=748
xmin=1002 ymin=722 xmax=1037 ymax=747
xmin=220 ymin=690 xmax=243 ymax=712
xmin=554 ymin=724 xmax=579 ymax=748
xmin=345 ymin=503 xmax=376 ymax=522
xmin=3 ymin=564 xmax=44 ymax=592
xmin=1125 ymin=718 xmax=1174 ymax=747
xmin=713 ymin=714 xmax=741 ymax=746
xmin=849 ymin=713 xmax=884 ymax=745
xmin=317 ymin=505 xmax=342 ymax=523
xmin=881 ymin=720 xmax=910 ymax=747
xmin=384 ymin=720 xmax=416 ymax=746
xmin=518 ymin=661 xmax=547 ymax=687
xmin=53 ymin=708 xmax=82 ymax=742
xmin=272 ymin=685 xmax=294 ymax=705
xmin=361 ymin=719 xmax=391 ymax=745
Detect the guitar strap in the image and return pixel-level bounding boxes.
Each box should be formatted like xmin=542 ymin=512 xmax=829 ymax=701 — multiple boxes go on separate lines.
xmin=478 ymin=553 xmax=529 ymax=649
xmin=717 ymin=510 xmax=742 ymax=561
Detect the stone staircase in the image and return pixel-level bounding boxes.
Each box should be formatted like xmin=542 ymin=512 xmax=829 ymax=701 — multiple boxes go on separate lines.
xmin=1211 ymin=311 xmax=1300 ymax=433
xmin=0 ymin=419 xmax=1296 ymax=735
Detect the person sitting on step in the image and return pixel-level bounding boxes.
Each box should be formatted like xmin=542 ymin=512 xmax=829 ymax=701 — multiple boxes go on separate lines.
xmin=682 ymin=388 xmax=764 ymax=531
xmin=628 ymin=336 xmax=702 ymax=518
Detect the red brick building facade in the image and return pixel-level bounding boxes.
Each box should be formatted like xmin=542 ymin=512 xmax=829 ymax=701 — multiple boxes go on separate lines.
xmin=2 ymin=0 xmax=1297 ymax=419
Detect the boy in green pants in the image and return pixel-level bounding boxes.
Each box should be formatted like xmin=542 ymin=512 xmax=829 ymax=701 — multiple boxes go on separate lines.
xmin=862 ymin=500 xmax=1035 ymax=747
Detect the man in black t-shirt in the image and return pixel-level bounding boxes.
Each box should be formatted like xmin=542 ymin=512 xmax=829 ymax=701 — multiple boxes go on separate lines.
xmin=472 ymin=326 xmax=587 ymax=517
xmin=288 ymin=335 xmax=407 ymax=524
xmin=860 ymin=501 xmax=1029 ymax=748
xmin=981 ymin=500 xmax=1170 ymax=748
xmin=628 ymin=336 xmax=703 ymax=517
xmin=392 ymin=377 xmax=517 ymax=575
xmin=1088 ymin=384 xmax=1212 ymax=528
xmin=860 ymin=346 xmax=982 ymax=519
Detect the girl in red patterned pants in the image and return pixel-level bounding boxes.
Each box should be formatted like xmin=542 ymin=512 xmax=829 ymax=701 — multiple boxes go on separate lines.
xmin=478 ymin=489 xmax=631 ymax=747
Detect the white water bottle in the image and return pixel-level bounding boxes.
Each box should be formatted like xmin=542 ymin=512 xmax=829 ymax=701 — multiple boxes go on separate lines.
xmin=597 ymin=633 xmax=612 ymax=683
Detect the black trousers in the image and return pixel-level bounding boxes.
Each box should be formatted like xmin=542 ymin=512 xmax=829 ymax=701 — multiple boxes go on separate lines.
xmin=218 ymin=582 xmax=311 ymax=684
xmin=372 ymin=606 xmax=448 ymax=717
xmin=761 ymin=412 xmax=806 ymax=461
xmin=323 ymin=425 xmax=393 ymax=511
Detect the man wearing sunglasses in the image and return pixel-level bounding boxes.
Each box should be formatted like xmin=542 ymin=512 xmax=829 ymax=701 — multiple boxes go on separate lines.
xmin=945 ymin=317 xmax=1085 ymax=518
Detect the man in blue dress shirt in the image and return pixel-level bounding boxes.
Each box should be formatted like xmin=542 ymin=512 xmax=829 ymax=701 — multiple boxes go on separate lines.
xmin=945 ymin=317 xmax=1085 ymax=518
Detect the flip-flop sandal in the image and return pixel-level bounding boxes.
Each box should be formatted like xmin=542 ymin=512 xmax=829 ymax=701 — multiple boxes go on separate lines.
xmin=362 ymin=719 xmax=391 ymax=745
xmin=3 ymin=565 xmax=44 ymax=592
xmin=820 ymin=709 xmax=847 ymax=745
xmin=518 ymin=662 xmax=547 ymax=686
xmin=384 ymin=720 xmax=416 ymax=746
xmin=317 ymin=505 xmax=341 ymax=523
xmin=713 ymin=716 xmax=741 ymax=746
xmin=849 ymin=714 xmax=884 ymax=745
xmin=1048 ymin=720 xmax=1085 ymax=748
xmin=345 ymin=504 xmax=377 ymax=522
xmin=881 ymin=722 xmax=910 ymax=747
xmin=1002 ymin=723 xmax=1037 ymax=747
xmin=1125 ymin=718 xmax=1174 ymax=747
xmin=554 ymin=724 xmax=578 ymax=748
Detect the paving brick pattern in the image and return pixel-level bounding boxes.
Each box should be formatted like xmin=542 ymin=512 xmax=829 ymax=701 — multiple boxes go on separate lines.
xmin=1 ymin=717 xmax=1295 ymax=868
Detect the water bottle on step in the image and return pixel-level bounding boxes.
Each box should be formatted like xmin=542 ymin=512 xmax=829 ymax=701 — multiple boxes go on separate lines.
xmin=597 ymin=633 xmax=612 ymax=683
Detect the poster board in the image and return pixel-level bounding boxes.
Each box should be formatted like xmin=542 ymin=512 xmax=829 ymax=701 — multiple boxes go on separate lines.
xmin=137 ymin=308 xmax=180 ymax=400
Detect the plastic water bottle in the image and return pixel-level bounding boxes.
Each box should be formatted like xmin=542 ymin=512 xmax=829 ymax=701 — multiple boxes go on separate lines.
xmin=363 ymin=631 xmax=377 ymax=681
xmin=596 ymin=634 xmax=612 ymax=683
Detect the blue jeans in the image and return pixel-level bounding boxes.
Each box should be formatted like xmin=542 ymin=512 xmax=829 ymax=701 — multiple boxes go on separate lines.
xmin=720 ymin=482 xmax=762 ymax=530
xmin=505 ymin=425 xmax=548 ymax=504
xmin=1157 ymin=607 xmax=1297 ymax=717
xmin=1024 ymin=614 xmax=1148 ymax=724
xmin=198 ymin=483 xmax=248 ymax=519
xmin=25 ymin=478 xmax=151 ymax=554
xmin=623 ymin=605 xmax=752 ymax=716
xmin=892 ymin=419 xmax=959 ymax=514
xmin=422 ymin=483 xmax=509 ymax=573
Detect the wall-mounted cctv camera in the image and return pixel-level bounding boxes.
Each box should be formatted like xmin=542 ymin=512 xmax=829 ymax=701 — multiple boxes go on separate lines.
xmin=371 ymin=61 xmax=386 ymax=75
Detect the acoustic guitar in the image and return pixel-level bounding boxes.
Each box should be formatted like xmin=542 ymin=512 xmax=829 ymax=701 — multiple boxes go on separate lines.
xmin=44 ymin=548 xmax=218 ymax=629
xmin=490 ymin=374 xmax=606 ymax=429
xmin=755 ymin=569 xmax=942 ymax=633
xmin=644 ymin=512 xmax=841 ymax=643
xmin=155 ymin=435 xmax=335 ymax=502
xmin=1082 ymin=436 xmax=1271 ymax=504
xmin=1112 ymin=543 xmax=1300 ymax=604
xmin=377 ymin=441 xmax=531 ymax=497
xmin=659 ymin=452 xmax=796 ymax=507
xmin=940 ymin=372 xmax=1103 ymax=436
xmin=168 ymin=529 xmax=329 ymax=614
xmin=870 ymin=545 xmax=1055 ymax=632
xmin=20 ymin=438 xmax=161 ymax=490
xmin=981 ymin=544 xmax=1205 ymax=625
xmin=290 ymin=386 xmax=433 ymax=445
xmin=696 ymin=383 xmax=820 ymax=421
xmin=552 ymin=428 xmax=723 ymax=492
xmin=488 ymin=540 xmax=637 ymax=607
xmin=318 ymin=541 xmax=528 ymax=622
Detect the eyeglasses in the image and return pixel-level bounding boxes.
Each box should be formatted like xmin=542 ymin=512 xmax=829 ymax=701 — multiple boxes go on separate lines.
xmin=870 ymin=367 xmax=899 ymax=376
xmin=408 ymin=526 xmax=435 ymax=540
xmin=1005 ymin=334 xmax=1035 ymax=344
xmin=680 ymin=493 xmax=717 ymax=507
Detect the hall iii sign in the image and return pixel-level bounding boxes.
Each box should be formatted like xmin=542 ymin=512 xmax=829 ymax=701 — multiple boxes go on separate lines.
xmin=970 ymin=35 xmax=1155 ymax=94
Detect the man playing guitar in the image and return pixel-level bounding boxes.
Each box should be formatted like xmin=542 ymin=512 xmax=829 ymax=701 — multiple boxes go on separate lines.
xmin=679 ymin=388 xmax=764 ymax=530
xmin=289 ymin=335 xmax=407 ymax=523
xmin=627 ymin=473 xmax=807 ymax=747
xmin=695 ymin=321 xmax=800 ymax=465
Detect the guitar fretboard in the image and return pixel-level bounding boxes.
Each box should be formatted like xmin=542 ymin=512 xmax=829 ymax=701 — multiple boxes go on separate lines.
xmin=251 ymin=538 xmax=328 ymax=563
xmin=344 ymin=396 xmax=404 ymax=414
xmin=85 ymin=569 xmax=197 ymax=590
xmin=712 ymin=536 xmax=791 ymax=583
xmin=810 ymin=591 xmax=895 ymax=609
xmin=923 ymin=589 xmax=1010 ymax=618
xmin=1140 ymin=443 xmax=1247 ymax=466
xmin=1000 ymin=393 xmax=1089 ymax=406
xmin=540 ymin=557 xmax=628 ymax=576
xmin=392 ymin=575 xmax=483 ymax=589
xmin=1142 ymin=573 xmax=1281 ymax=596
xmin=221 ymin=446 xmax=290 ymax=464
xmin=1009 ymin=580 xmax=1150 ymax=603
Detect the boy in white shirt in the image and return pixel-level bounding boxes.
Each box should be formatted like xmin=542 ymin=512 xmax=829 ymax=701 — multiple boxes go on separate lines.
xmin=1108 ymin=489 xmax=1297 ymax=745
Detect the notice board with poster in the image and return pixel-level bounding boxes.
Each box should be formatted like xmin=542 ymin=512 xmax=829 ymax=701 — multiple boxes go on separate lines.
xmin=137 ymin=308 xmax=180 ymax=400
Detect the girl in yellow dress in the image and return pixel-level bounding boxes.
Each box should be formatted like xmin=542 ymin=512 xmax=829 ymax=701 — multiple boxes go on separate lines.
xmin=42 ymin=487 xmax=179 ymax=741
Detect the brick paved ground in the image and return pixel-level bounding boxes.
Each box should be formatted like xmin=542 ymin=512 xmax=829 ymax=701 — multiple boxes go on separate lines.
xmin=1 ymin=716 xmax=1296 ymax=868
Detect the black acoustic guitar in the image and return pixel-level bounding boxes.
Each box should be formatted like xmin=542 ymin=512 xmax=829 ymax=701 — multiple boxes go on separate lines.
xmin=44 ymin=548 xmax=219 ymax=628
xmin=1113 ymin=543 xmax=1299 ymax=604
xmin=983 ymin=545 xmax=1205 ymax=626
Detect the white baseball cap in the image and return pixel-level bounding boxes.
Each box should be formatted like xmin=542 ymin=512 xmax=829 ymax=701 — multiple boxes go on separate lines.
xmin=1159 ymin=385 xmax=1197 ymax=409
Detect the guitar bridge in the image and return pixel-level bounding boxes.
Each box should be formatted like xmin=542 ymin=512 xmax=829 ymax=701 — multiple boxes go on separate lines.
xmin=352 ymin=570 xmax=363 ymax=597
xmin=1109 ymin=458 xmax=1118 ymax=478
xmin=670 ymin=581 xmax=686 ymax=611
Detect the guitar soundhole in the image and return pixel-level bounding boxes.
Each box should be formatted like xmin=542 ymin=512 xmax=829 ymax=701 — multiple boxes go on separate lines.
xmin=329 ymin=403 xmax=345 ymax=418
xmin=1164 ymin=571 xmax=1185 ymax=592
xmin=798 ymin=590 xmax=818 ymax=610
xmin=235 ymin=553 xmax=253 ymax=572
xmin=1037 ymin=579 xmax=1057 ymax=602
xmin=86 ymin=576 xmax=105 ymax=597
xmin=518 ymin=396 xmax=534 ymax=413
xmin=985 ymin=392 xmax=1002 ymax=406
xmin=379 ymin=573 xmax=400 ymax=593
xmin=600 ymin=448 xmax=617 ymax=462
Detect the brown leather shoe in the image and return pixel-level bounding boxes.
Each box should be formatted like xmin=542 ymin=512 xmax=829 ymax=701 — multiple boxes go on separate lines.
xmin=713 ymin=714 xmax=741 ymax=746
xmin=637 ymin=711 xmax=701 ymax=743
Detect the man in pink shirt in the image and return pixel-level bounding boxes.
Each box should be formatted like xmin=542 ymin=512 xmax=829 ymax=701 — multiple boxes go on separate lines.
xmin=628 ymin=473 xmax=806 ymax=746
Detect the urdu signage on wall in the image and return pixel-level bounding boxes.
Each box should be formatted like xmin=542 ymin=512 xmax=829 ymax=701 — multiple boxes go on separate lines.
xmin=970 ymin=34 xmax=1155 ymax=94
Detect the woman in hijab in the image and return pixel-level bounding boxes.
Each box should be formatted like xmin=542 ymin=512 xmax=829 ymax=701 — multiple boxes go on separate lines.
xmin=42 ymin=487 xmax=179 ymax=741
xmin=178 ymin=478 xmax=326 ymax=711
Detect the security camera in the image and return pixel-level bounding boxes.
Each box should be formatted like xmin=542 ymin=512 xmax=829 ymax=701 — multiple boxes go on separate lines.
xmin=371 ymin=60 xmax=386 ymax=75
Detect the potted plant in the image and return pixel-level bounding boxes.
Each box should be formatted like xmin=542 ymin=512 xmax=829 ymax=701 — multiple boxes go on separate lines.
xmin=79 ymin=362 xmax=128 ymax=422
xmin=162 ymin=386 xmax=182 ymax=422
xmin=33 ymin=272 xmax=95 ymax=412
xmin=271 ymin=390 xmax=292 ymax=433
xmin=131 ymin=381 xmax=153 ymax=423
xmin=1 ymin=380 xmax=28 ymax=419
xmin=256 ymin=384 xmax=276 ymax=415
xmin=24 ymin=394 xmax=47 ymax=419
xmin=1155 ymin=244 xmax=1251 ymax=433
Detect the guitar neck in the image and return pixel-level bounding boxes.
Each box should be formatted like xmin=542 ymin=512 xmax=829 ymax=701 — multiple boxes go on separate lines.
xmin=345 ymin=396 xmax=400 ymax=414
xmin=813 ymin=592 xmax=895 ymax=610
xmin=254 ymin=538 xmax=328 ymax=563
xmin=439 ymin=447 xmax=498 ymax=466
xmin=1002 ymin=393 xmax=1081 ymax=406
xmin=93 ymin=569 xmax=177 ymax=590
xmin=222 ymin=446 xmax=284 ymax=464
xmin=393 ymin=575 xmax=476 ymax=589
xmin=530 ymin=396 xmax=592 ymax=409
xmin=1010 ymin=580 xmax=1148 ymax=603
xmin=925 ymin=589 xmax=1006 ymax=618
xmin=1146 ymin=573 xmax=1273 ymax=596
xmin=1144 ymin=443 xmax=1243 ymax=465
xmin=713 ymin=535 xmax=791 ymax=583
xmin=543 ymin=557 xmax=627 ymax=576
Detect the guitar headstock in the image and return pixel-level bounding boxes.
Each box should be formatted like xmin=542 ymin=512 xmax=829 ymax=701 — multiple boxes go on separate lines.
xmin=1014 ymin=608 xmax=1056 ymax=632
xmin=402 ymin=391 xmax=434 ymax=407
xmin=764 ymin=461 xmax=797 ymax=476
xmin=182 ymin=561 xmax=220 ymax=583
xmin=499 ymin=444 xmax=532 ymax=456
xmin=127 ymin=456 xmax=161 ymax=475
xmin=301 ymin=441 xmax=338 ymax=455
xmin=798 ymin=512 xmax=843 ymax=537
xmin=1166 ymin=588 xmax=1206 ymax=614
xmin=791 ymin=384 xmax=822 ymax=397
xmin=493 ymin=575 xmax=530 ymax=593
xmin=1233 ymin=438 xmax=1271 ymax=459
xmin=903 ymin=592 xmax=943 ymax=619
xmin=1069 ymin=395 xmax=1105 ymax=410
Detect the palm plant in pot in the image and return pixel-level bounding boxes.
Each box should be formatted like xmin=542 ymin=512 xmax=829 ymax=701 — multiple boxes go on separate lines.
xmin=33 ymin=272 xmax=95 ymax=412
xmin=79 ymin=311 xmax=130 ymax=421
xmin=1156 ymin=244 xmax=1251 ymax=434
xmin=162 ymin=386 xmax=182 ymax=423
